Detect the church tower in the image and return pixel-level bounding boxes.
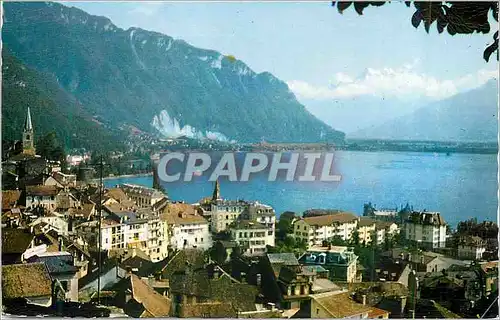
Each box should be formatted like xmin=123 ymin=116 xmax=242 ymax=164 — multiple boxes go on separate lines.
xmin=212 ymin=179 xmax=221 ymax=201
xmin=22 ymin=107 xmax=36 ymax=156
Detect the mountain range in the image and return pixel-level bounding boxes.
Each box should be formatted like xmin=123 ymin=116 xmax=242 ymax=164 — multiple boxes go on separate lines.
xmin=350 ymin=79 xmax=498 ymax=142
xmin=2 ymin=1 xmax=344 ymax=149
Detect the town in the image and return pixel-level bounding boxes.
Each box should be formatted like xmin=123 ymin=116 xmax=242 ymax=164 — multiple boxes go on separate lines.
xmin=1 ymin=109 xmax=498 ymax=318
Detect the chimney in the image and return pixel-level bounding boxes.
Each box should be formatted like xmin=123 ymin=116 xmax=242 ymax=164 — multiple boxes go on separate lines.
xmin=400 ymin=296 xmax=407 ymax=316
xmin=213 ymin=267 xmax=220 ymax=279
xmin=362 ymin=294 xmax=367 ymax=306
xmin=58 ymin=235 xmax=63 ymax=252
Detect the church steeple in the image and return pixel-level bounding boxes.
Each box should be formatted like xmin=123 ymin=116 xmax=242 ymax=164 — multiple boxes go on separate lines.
xmin=212 ymin=179 xmax=221 ymax=201
xmin=22 ymin=107 xmax=35 ymax=155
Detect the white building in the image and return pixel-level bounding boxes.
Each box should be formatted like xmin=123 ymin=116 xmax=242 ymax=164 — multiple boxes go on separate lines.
xmin=30 ymin=213 xmax=69 ymax=236
xmin=458 ymin=236 xmax=486 ymax=260
xmin=404 ymin=211 xmax=447 ymax=249
xmin=293 ymin=213 xmax=359 ymax=247
xmin=162 ymin=203 xmax=211 ymax=251
xmin=198 ymin=180 xmax=276 ymax=234
xmin=357 ymin=217 xmax=400 ymax=246
xmin=100 ymin=209 xmax=169 ymax=262
xmin=230 ymin=220 xmax=275 ymax=256
xmin=25 ymin=185 xmax=59 ymax=212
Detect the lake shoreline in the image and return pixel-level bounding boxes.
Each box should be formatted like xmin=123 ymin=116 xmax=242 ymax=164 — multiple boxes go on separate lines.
xmin=102 ymin=172 xmax=152 ymax=181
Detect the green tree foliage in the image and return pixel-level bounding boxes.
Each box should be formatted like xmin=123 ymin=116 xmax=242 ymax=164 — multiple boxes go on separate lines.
xmin=269 ymin=235 xmax=308 ymax=257
xmin=350 ymin=230 xmax=360 ymax=246
xmin=331 ymin=1 xmax=499 ymax=62
xmin=36 ymin=131 xmax=67 ymax=171
xmin=209 ymin=241 xmax=228 ymax=265
xmin=276 ymin=211 xmax=297 ymax=241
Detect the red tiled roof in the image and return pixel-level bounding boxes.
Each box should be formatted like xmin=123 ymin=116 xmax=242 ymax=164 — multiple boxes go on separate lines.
xmin=2 ymin=190 xmax=21 ymax=210
xmin=130 ymin=274 xmax=171 ymax=317
xmin=303 ymin=212 xmax=358 ymax=227
xmin=26 ymin=185 xmax=59 ymax=197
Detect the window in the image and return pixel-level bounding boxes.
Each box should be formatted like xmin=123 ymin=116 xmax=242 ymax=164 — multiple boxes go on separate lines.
xmin=304 ymin=226 xmax=307 ymax=231
xmin=268 ymin=231 xmax=273 ymax=236
xmin=201 ymin=238 xmax=204 ymax=242
xmin=134 ymin=233 xmax=139 ymax=240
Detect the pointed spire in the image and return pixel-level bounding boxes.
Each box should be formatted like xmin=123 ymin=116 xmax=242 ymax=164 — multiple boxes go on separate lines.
xmin=152 ymin=160 xmax=163 ymax=193
xmin=24 ymin=107 xmax=33 ymax=131
xmin=212 ymin=179 xmax=220 ymax=201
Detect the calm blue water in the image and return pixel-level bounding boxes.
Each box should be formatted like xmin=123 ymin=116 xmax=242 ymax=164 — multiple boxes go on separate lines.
xmin=104 ymin=151 xmax=498 ymax=227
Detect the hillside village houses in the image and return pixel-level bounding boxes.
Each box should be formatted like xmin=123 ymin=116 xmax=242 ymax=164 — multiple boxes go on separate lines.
xmin=3 ymin=109 xmax=499 ymax=318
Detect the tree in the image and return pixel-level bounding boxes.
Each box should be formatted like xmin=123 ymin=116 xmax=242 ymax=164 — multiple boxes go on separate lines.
xmin=276 ymin=211 xmax=297 ymax=241
xmin=331 ymin=1 xmax=499 ymax=62
xmin=209 ymin=241 xmax=228 ymax=265
xmin=36 ymin=131 xmax=67 ymax=171
xmin=351 ymin=229 xmax=360 ymax=246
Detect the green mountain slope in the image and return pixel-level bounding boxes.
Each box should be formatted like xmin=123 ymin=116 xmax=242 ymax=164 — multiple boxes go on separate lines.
xmin=2 ymin=50 xmax=126 ymax=151
xmin=3 ymin=2 xmax=344 ymax=144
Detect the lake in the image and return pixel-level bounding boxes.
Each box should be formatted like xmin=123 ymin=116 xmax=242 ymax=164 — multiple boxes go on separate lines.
xmin=104 ymin=151 xmax=498 ymax=227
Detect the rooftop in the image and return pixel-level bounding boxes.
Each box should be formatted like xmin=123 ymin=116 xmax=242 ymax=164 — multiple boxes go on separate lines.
xmin=407 ymin=211 xmax=446 ymax=226
xmin=161 ymin=203 xmax=207 ymax=225
xmin=26 ymin=185 xmax=59 ymax=197
xmin=303 ymin=212 xmax=358 ymax=227
xmin=358 ymin=217 xmax=377 ymax=228
xmin=27 ymin=253 xmax=79 ymax=274
xmin=2 ymin=228 xmax=34 ymax=254
xmin=129 ymin=274 xmax=171 ymax=317
xmin=230 ymin=220 xmax=270 ymax=230
xmin=2 ymin=190 xmax=21 ymax=210
xmin=312 ymin=291 xmax=372 ymax=318
xmin=2 ymin=263 xmax=52 ymax=299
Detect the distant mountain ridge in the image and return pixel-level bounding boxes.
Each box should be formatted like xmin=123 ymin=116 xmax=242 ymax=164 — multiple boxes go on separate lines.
xmin=350 ymin=80 xmax=498 ymax=142
xmin=2 ymin=2 xmax=344 ymax=146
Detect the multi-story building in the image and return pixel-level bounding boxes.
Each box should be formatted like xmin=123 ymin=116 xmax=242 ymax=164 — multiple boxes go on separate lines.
xmin=298 ymin=246 xmax=359 ymax=283
xmin=30 ymin=213 xmax=69 ymax=236
xmin=357 ymin=217 xmax=400 ymax=246
xmin=162 ymin=202 xmax=211 ymax=251
xmin=230 ymin=220 xmax=275 ymax=256
xmin=293 ymin=213 xmax=359 ymax=247
xmin=458 ymin=236 xmax=486 ymax=260
xmin=25 ymin=185 xmax=59 ymax=211
xmin=404 ymin=211 xmax=447 ymax=249
xmin=119 ymin=184 xmax=167 ymax=208
xmin=100 ymin=208 xmax=168 ymax=262
xmin=198 ymin=180 xmax=276 ymax=234
xmin=357 ymin=217 xmax=377 ymax=245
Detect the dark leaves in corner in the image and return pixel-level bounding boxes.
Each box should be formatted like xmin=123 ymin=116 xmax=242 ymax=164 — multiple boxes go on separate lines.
xmin=484 ymin=31 xmax=499 ymax=62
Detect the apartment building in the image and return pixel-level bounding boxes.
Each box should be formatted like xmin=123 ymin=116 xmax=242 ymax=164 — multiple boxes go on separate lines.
xmin=100 ymin=208 xmax=168 ymax=262
xmin=458 ymin=236 xmax=486 ymax=260
xmin=230 ymin=220 xmax=275 ymax=256
xmin=293 ymin=212 xmax=359 ymax=247
xmin=161 ymin=202 xmax=211 ymax=251
xmin=404 ymin=211 xmax=447 ymax=249
xmin=357 ymin=217 xmax=400 ymax=246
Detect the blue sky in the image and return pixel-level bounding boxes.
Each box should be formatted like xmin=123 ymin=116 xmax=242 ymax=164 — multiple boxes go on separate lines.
xmin=69 ymin=1 xmax=497 ymax=131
